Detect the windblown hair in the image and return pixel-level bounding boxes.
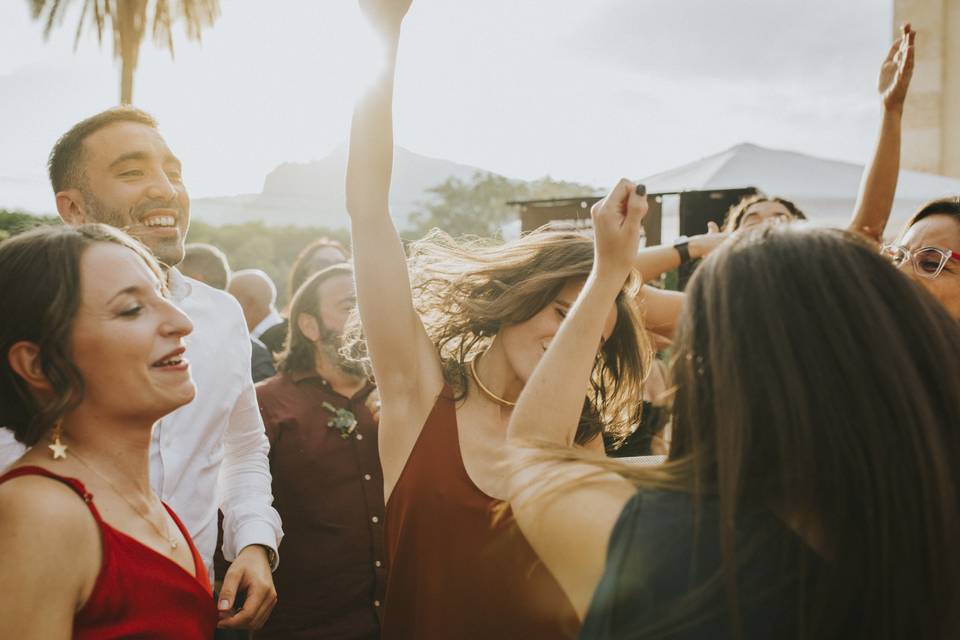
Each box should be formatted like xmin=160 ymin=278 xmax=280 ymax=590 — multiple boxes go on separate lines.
xmin=723 ymin=194 xmax=806 ymax=232
xmin=0 ymin=224 xmax=165 ymax=446
xmin=278 ymin=263 xmax=354 ymax=374
xmin=48 ymin=106 xmax=159 ymax=193
xmin=521 ymin=224 xmax=960 ymax=638
xmin=343 ymin=228 xmax=651 ymax=444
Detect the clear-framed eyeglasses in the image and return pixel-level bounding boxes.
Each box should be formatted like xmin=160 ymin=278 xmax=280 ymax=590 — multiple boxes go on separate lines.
xmin=880 ymin=244 xmax=960 ymax=279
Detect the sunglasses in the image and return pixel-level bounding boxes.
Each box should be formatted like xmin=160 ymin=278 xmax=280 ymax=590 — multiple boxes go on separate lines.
xmin=880 ymin=244 xmax=960 ymax=279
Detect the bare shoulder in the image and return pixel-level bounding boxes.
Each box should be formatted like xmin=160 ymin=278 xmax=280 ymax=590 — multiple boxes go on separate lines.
xmin=0 ymin=472 xmax=101 ymax=571
xmin=0 ymin=472 xmax=100 ymax=635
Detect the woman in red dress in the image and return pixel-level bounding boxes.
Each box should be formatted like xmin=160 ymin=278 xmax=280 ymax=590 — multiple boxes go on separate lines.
xmin=0 ymin=224 xmax=217 ymax=639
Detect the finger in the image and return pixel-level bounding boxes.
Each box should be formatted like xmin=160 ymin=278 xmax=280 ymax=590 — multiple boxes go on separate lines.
xmin=625 ymin=189 xmax=649 ymax=228
xmin=220 ymin=585 xmax=266 ymax=629
xmin=885 ymin=37 xmax=901 ymax=63
xmin=217 ymin=565 xmax=243 ymax=614
xmin=707 ymin=221 xmax=720 ymax=234
xmin=899 ymin=44 xmax=915 ymax=87
xmin=251 ymin=591 xmax=279 ymax=629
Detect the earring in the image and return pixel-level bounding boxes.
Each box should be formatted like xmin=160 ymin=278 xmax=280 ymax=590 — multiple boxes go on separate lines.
xmin=48 ymin=420 xmax=68 ymax=460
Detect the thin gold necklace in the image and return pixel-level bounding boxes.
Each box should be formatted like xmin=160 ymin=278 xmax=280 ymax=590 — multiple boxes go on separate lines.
xmin=469 ymin=351 xmax=517 ymax=408
xmin=70 ymin=448 xmax=179 ymax=550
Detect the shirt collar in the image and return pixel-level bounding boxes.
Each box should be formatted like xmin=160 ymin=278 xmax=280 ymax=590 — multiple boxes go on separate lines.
xmin=166 ymin=267 xmax=193 ymax=304
xmin=287 ymin=369 xmax=375 ymax=396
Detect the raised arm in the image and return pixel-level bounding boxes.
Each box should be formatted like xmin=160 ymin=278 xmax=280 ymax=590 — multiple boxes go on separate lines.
xmin=632 ymin=222 xmax=724 ymax=340
xmin=346 ymin=0 xmax=440 ymax=402
xmin=507 ymin=180 xmax=646 ymax=618
xmin=346 ymin=0 xmax=445 ymax=495
xmin=849 ymin=24 xmax=916 ymax=243
xmin=632 ymin=221 xmax=725 ymax=284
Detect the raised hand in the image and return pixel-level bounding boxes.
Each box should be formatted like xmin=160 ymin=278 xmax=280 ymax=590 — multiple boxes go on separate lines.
xmin=690 ymin=220 xmax=730 ymax=259
xmin=359 ymin=0 xmax=413 ymax=36
xmin=879 ymin=23 xmax=916 ymax=113
xmin=590 ymin=180 xmax=648 ymax=281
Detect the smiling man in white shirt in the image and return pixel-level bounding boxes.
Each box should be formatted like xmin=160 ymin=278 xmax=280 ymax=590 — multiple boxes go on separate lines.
xmin=0 ymin=107 xmax=283 ymax=632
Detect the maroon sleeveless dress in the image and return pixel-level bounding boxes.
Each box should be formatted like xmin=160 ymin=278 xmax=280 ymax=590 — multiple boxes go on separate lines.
xmin=382 ymin=389 xmax=579 ymax=639
xmin=0 ymin=466 xmax=217 ymax=639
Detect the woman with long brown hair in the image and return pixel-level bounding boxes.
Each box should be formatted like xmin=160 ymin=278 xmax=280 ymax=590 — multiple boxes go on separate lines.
xmin=343 ymin=1 xmax=649 ymax=637
xmin=506 ymin=196 xmax=960 ymax=638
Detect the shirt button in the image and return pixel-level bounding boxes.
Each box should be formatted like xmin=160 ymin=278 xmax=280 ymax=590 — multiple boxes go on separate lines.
xmin=371 ymin=516 xmax=379 ymax=524
xmin=356 ymin=433 xmax=364 ymax=440
xmin=364 ymin=474 xmax=372 ymax=481
xmin=375 ymin=560 xmax=382 ymax=568
xmin=374 ymin=600 xmax=381 ymax=608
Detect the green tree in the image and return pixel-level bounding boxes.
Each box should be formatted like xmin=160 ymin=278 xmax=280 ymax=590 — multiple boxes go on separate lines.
xmin=30 ymin=0 xmax=220 ymax=104
xmin=406 ymin=171 xmax=600 ymax=239
xmin=187 ymin=220 xmax=350 ymax=306
xmin=0 ymin=210 xmax=61 ymax=236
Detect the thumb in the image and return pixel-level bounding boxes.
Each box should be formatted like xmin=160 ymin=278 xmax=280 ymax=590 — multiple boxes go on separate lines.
xmin=219 ymin=565 xmax=243 ymax=612
xmin=707 ymin=221 xmax=720 ymax=234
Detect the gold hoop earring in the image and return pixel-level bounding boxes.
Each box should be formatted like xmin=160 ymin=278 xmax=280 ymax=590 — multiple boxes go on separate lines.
xmin=48 ymin=420 xmax=68 ymax=460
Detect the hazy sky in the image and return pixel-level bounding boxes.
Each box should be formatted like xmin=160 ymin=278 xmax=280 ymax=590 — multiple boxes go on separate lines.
xmin=1 ymin=0 xmax=893 ymax=214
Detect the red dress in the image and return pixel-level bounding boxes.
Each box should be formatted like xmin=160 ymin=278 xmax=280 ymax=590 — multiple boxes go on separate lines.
xmin=382 ymin=389 xmax=580 ymax=639
xmin=0 ymin=466 xmax=218 ymax=639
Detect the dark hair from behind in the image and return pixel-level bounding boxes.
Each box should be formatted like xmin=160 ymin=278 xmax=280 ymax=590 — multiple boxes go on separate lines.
xmin=667 ymin=224 xmax=960 ymax=638
xmin=180 ymin=243 xmax=231 ymax=290
xmin=903 ymin=195 xmax=960 ymax=232
xmin=287 ymin=238 xmax=350 ymax=305
xmin=278 ymin=263 xmax=354 ymax=374
xmin=48 ymin=106 xmax=158 ymax=193
xmin=722 ymin=194 xmax=806 ymax=232
xmin=0 ymin=224 xmax=164 ymax=446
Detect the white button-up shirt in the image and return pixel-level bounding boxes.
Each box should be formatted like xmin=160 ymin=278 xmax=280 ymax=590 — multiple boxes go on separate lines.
xmin=0 ymin=269 xmax=283 ymax=582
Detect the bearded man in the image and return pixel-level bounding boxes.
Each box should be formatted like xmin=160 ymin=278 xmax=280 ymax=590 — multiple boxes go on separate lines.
xmin=255 ymin=264 xmax=386 ymax=640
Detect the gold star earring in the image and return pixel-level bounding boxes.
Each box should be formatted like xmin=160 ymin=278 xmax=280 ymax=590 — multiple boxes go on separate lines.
xmin=48 ymin=420 xmax=68 ymax=460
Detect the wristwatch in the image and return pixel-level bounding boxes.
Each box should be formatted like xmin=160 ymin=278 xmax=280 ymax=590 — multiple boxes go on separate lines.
xmin=256 ymin=544 xmax=278 ymax=569
xmin=673 ymin=236 xmax=692 ymax=266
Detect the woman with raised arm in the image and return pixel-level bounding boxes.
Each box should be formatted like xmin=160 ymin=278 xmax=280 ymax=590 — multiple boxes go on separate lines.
xmin=719 ymin=25 xmax=916 ymax=238
xmin=625 ymin=25 xmax=916 ymax=348
xmin=344 ymin=2 xmax=649 ymax=638
xmin=0 ymin=224 xmax=217 ymax=639
xmin=506 ymin=185 xmax=960 ymax=638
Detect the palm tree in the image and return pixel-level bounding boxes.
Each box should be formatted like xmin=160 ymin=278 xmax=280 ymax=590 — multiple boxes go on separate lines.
xmin=29 ymin=0 xmax=220 ymax=104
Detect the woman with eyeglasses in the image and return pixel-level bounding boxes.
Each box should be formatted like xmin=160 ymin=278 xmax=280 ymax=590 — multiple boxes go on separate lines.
xmin=882 ymin=198 xmax=960 ymax=319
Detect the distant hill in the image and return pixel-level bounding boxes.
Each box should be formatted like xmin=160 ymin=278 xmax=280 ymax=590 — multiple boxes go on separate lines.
xmin=192 ymin=146 xmax=498 ymax=229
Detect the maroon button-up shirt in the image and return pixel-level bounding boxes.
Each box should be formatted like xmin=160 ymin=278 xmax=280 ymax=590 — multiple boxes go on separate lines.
xmin=255 ymin=370 xmax=386 ymax=640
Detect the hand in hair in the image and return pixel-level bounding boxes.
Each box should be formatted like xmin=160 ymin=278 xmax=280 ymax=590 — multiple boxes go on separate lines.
xmin=879 ymin=23 xmax=915 ymax=114
xmin=359 ymin=0 xmax=412 ymax=36
xmin=590 ymin=179 xmax=648 ymax=282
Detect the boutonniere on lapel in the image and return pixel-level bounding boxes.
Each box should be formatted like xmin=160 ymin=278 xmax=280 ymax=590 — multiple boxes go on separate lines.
xmin=323 ymin=402 xmax=358 ymax=439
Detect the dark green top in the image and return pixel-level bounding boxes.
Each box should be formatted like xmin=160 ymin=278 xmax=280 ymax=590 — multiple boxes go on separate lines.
xmin=580 ymin=490 xmax=820 ymax=640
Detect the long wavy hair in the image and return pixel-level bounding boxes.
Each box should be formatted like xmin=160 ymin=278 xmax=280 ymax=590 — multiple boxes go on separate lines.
xmin=518 ymin=224 xmax=960 ymax=638
xmin=343 ymin=228 xmax=651 ymax=444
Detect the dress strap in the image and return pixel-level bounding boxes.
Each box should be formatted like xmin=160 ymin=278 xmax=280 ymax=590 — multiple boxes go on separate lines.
xmin=0 ymin=465 xmax=105 ymax=522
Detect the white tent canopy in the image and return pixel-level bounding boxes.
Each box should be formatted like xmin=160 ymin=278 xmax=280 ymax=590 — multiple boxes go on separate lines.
xmin=640 ymin=143 xmax=960 ymax=237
